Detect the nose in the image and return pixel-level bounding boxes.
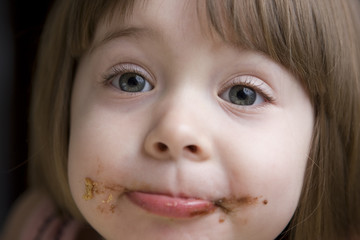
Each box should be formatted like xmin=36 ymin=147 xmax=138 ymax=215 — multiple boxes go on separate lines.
xmin=144 ymin=102 xmax=211 ymax=161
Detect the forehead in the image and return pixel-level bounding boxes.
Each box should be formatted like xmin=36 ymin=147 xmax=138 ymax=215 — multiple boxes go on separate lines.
xmin=91 ymin=0 xmax=226 ymax=52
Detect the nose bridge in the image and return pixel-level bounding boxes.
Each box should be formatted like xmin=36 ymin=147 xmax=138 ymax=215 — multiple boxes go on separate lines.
xmin=160 ymin=91 xmax=198 ymax=129
xmin=144 ymin=89 xmax=211 ymax=161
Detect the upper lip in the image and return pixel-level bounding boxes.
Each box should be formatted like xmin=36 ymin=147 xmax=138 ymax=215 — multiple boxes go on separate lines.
xmin=126 ymin=188 xmax=220 ymax=202
xmin=124 ymin=180 xmax=230 ymax=205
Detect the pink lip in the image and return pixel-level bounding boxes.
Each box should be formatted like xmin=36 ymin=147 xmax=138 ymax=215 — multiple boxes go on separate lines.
xmin=126 ymin=191 xmax=216 ymax=218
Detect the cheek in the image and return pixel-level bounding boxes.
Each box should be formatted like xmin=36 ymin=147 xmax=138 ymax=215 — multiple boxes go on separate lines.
xmin=217 ymin=111 xmax=313 ymax=235
xmin=223 ymin=120 xmax=311 ymax=188
xmin=67 ymin=107 xmax=145 ymax=218
xmin=68 ymin=99 xmax=148 ymax=175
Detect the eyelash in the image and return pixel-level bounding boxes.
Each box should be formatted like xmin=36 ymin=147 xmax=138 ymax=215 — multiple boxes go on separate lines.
xmin=102 ymin=64 xmax=153 ymax=88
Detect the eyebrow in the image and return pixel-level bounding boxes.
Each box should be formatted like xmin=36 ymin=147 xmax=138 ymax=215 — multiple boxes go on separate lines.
xmin=90 ymin=26 xmax=158 ymax=53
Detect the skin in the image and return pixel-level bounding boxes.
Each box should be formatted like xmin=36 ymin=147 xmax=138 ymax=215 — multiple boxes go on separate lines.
xmin=68 ymin=0 xmax=314 ymax=239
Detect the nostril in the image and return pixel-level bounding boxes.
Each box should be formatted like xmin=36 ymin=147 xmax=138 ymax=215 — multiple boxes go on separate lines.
xmin=186 ymin=145 xmax=198 ymax=153
xmin=156 ymin=142 xmax=168 ymax=152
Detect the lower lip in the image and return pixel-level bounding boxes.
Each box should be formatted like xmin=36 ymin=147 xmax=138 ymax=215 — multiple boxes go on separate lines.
xmin=126 ymin=192 xmax=216 ymax=218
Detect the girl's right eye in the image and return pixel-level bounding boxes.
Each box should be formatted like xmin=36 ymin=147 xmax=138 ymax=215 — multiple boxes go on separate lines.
xmin=111 ymin=72 xmax=153 ymax=92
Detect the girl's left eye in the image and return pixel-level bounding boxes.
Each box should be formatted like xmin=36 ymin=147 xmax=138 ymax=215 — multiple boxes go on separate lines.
xmin=111 ymin=72 xmax=153 ymax=92
xmin=220 ymin=85 xmax=265 ymax=106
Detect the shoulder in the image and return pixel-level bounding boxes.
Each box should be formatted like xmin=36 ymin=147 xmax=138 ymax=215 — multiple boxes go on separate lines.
xmin=1 ymin=189 xmax=46 ymax=240
xmin=0 ymin=189 xmax=85 ymax=240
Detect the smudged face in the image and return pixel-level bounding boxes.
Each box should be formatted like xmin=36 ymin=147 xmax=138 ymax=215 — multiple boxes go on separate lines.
xmin=68 ymin=0 xmax=314 ymax=239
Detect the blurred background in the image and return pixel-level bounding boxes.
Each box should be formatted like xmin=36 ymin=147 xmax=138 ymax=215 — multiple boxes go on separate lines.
xmin=0 ymin=0 xmax=54 ymax=229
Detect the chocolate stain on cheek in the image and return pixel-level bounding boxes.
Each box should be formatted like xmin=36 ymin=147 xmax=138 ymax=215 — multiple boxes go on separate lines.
xmin=96 ymin=161 xmax=104 ymax=176
xmin=214 ymin=195 xmax=269 ymax=214
xmin=82 ymin=177 xmax=127 ymax=214
xmin=215 ymin=196 xmax=269 ymax=224
xmin=83 ymin=178 xmax=97 ymax=200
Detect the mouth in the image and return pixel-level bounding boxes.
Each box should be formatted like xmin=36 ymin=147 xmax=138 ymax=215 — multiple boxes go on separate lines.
xmin=82 ymin=177 xmax=267 ymax=218
xmin=126 ymin=191 xmax=216 ymax=218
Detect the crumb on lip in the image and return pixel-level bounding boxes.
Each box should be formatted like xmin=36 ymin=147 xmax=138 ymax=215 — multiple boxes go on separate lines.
xmin=189 ymin=203 xmax=216 ymax=217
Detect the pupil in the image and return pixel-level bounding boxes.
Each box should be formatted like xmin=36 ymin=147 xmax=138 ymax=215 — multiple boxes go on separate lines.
xmin=128 ymin=77 xmax=139 ymax=87
xmin=237 ymin=88 xmax=250 ymax=100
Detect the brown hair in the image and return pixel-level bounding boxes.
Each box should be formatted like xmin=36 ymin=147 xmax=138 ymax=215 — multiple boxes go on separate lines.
xmin=29 ymin=0 xmax=360 ymax=239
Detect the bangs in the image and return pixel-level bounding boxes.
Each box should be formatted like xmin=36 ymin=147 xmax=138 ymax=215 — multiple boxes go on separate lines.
xmin=203 ymin=0 xmax=320 ymax=68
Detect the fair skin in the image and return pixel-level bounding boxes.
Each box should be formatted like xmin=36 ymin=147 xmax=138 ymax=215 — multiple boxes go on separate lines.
xmin=68 ymin=1 xmax=314 ymax=239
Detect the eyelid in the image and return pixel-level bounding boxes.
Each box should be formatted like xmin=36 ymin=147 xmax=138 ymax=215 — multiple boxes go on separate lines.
xmin=218 ymin=75 xmax=276 ymax=104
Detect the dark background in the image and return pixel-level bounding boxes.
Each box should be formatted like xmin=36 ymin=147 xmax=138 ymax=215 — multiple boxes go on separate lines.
xmin=0 ymin=0 xmax=55 ymax=229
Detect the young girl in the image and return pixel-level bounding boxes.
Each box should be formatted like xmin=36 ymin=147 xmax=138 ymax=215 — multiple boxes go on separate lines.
xmin=2 ymin=0 xmax=360 ymax=239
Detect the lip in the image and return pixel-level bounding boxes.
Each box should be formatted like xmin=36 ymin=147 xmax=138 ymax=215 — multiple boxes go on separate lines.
xmin=126 ymin=191 xmax=216 ymax=218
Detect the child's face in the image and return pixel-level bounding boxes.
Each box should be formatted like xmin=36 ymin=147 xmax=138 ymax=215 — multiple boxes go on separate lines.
xmin=68 ymin=1 xmax=314 ymax=239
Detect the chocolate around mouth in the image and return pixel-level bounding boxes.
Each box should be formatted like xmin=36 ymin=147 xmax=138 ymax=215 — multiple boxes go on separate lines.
xmin=213 ymin=195 xmax=265 ymax=214
xmin=83 ymin=177 xmax=127 ymax=201
xmin=82 ymin=177 xmax=268 ymax=215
